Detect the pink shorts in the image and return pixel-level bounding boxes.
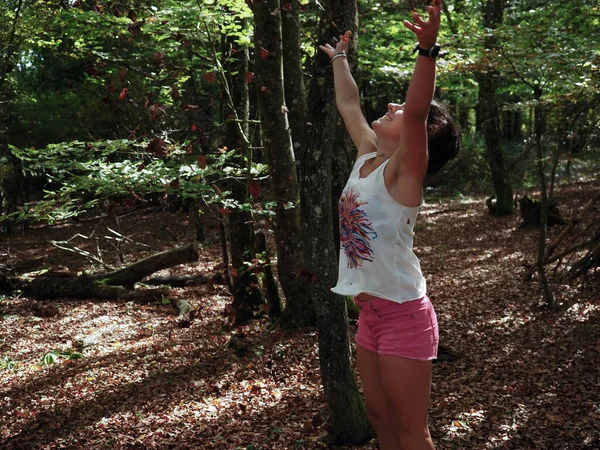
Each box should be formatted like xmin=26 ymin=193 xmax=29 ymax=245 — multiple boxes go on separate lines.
xmin=354 ymin=296 xmax=439 ymax=361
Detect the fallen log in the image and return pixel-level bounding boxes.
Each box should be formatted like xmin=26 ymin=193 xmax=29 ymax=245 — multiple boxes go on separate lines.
xmin=21 ymin=243 xmax=200 ymax=300
xmin=142 ymin=274 xmax=215 ymax=287
xmin=96 ymin=243 xmax=200 ymax=289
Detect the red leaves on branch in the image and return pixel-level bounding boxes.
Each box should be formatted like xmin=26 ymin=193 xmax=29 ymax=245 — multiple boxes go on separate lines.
xmin=136 ymin=161 xmax=145 ymax=171
xmin=191 ymin=124 xmax=198 ymax=131
xmin=245 ymin=71 xmax=255 ymax=83
xmin=169 ymin=86 xmax=179 ymax=99
xmin=169 ymin=178 xmax=180 ymax=189
xmin=258 ymin=47 xmax=270 ymax=60
xmin=118 ymin=88 xmax=128 ymax=101
xmin=203 ymin=72 xmax=217 ymax=83
xmin=248 ymin=181 xmax=262 ymax=200
xmin=197 ymin=155 xmax=207 ymax=169
xmin=127 ymin=9 xmax=137 ymax=22
xmin=282 ymin=3 xmax=292 ymax=11
xmin=183 ymin=104 xmax=199 ymax=111
xmin=118 ymin=68 xmax=127 ymax=82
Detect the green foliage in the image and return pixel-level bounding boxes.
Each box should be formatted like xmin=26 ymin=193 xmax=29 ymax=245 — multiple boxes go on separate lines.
xmin=41 ymin=348 xmax=85 ymax=366
xmin=0 ymin=355 xmax=17 ymax=371
xmin=5 ymin=138 xmax=270 ymax=224
xmin=2 ymin=0 xmax=598 ymax=221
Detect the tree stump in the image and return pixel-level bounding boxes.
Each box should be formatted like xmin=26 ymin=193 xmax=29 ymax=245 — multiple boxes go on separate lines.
xmin=518 ymin=195 xmax=565 ymax=228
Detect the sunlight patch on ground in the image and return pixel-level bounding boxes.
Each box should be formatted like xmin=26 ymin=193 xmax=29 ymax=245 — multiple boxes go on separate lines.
xmin=485 ymin=310 xmax=532 ymax=331
xmin=440 ymin=408 xmax=486 ymax=440
xmin=484 ymin=403 xmax=530 ymax=449
xmin=563 ymin=302 xmax=600 ymax=323
xmin=499 ymin=251 xmax=524 ymax=262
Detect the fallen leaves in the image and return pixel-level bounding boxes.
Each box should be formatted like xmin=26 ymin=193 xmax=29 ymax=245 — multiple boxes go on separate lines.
xmin=0 ymin=182 xmax=599 ymax=449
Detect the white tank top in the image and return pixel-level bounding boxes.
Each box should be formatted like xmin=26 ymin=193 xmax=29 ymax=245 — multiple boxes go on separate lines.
xmin=330 ymin=152 xmax=427 ymax=304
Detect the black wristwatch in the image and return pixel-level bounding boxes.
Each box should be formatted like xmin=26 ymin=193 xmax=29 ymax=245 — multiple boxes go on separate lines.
xmin=414 ymin=43 xmax=441 ymax=59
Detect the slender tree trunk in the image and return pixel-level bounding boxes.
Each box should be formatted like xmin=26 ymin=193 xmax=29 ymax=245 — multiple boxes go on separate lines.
xmin=220 ymin=32 xmax=266 ymax=324
xmin=301 ymin=0 xmax=370 ymax=445
xmin=281 ymin=0 xmax=306 ymax=163
xmin=249 ymin=0 xmax=314 ymax=328
xmin=533 ymin=87 xmax=555 ymax=307
xmin=477 ymin=0 xmax=513 ymax=216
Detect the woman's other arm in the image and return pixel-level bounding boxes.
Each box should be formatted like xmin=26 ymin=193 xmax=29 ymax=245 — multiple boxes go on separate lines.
xmin=319 ymin=32 xmax=376 ymax=157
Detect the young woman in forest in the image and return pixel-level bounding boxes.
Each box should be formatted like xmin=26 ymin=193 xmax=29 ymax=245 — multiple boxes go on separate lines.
xmin=320 ymin=1 xmax=459 ymax=448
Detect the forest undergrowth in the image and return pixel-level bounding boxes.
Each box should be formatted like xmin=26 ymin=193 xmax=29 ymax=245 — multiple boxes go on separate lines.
xmin=1 ymin=180 xmax=599 ymax=450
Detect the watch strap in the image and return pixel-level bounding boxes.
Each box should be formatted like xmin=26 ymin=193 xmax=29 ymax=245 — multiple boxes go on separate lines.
xmin=414 ymin=43 xmax=441 ymax=59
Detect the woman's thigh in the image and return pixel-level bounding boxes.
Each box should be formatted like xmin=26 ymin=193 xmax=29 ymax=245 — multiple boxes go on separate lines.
xmin=356 ymin=345 xmax=389 ymax=418
xmin=379 ymin=355 xmax=433 ymax=429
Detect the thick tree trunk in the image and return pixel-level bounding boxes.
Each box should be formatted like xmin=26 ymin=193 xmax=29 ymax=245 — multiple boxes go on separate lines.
xmin=478 ymin=0 xmax=513 ymax=216
xmin=250 ymin=0 xmax=314 ymax=328
xmin=0 ymin=0 xmax=25 ymax=233
xmin=302 ymin=0 xmax=370 ymax=445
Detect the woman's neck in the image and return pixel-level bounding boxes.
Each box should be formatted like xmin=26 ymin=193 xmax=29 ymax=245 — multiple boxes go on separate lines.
xmin=375 ymin=136 xmax=399 ymax=160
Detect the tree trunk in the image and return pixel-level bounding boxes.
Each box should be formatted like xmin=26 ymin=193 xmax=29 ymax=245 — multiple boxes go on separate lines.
xmin=301 ymin=0 xmax=370 ymax=445
xmin=0 ymin=0 xmax=25 ymax=233
xmin=477 ymin=0 xmax=513 ymax=216
xmin=533 ymin=87 xmax=555 ymax=307
xmin=281 ymin=0 xmax=307 ymax=162
xmin=249 ymin=0 xmax=314 ymax=328
xmin=220 ymin=31 xmax=265 ymax=325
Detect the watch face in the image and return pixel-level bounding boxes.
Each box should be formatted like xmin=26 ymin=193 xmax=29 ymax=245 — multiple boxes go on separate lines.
xmin=430 ymin=45 xmax=441 ymax=57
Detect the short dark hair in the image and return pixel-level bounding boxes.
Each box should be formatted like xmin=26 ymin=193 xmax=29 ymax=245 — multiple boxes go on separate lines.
xmin=426 ymin=99 xmax=461 ymax=174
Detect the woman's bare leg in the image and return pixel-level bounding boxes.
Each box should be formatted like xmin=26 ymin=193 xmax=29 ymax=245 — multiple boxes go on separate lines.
xmin=379 ymin=356 xmax=435 ymax=449
xmin=357 ymin=345 xmax=399 ymax=449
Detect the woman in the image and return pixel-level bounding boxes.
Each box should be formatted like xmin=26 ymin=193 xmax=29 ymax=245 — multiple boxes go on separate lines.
xmin=320 ymin=1 xmax=460 ymax=449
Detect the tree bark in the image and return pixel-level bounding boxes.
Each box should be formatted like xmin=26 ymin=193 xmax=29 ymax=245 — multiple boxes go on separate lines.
xmin=93 ymin=243 xmax=200 ymax=288
xmin=477 ymin=0 xmax=513 ymax=216
xmin=250 ymin=0 xmax=314 ymax=328
xmin=23 ymin=243 xmax=200 ymax=299
xmin=281 ymin=0 xmax=307 ymax=162
xmin=0 ymin=0 xmax=25 ymax=233
xmin=301 ymin=0 xmax=370 ymax=445
xmin=220 ymin=30 xmax=265 ymax=325
xmin=533 ymin=87 xmax=555 ymax=307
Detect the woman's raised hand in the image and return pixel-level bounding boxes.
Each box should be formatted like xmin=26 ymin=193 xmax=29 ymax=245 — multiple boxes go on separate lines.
xmin=319 ymin=30 xmax=351 ymax=60
xmin=402 ymin=0 xmax=442 ymax=48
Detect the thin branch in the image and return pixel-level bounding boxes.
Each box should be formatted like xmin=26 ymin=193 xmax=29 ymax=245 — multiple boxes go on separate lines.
xmin=499 ymin=46 xmax=536 ymax=91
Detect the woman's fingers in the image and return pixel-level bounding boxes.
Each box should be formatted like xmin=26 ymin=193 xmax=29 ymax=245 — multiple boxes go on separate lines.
xmin=411 ymin=10 xmax=426 ymax=26
xmin=402 ymin=20 xmax=418 ymax=33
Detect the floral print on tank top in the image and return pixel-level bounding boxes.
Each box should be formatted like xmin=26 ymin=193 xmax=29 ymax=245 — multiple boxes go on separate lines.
xmin=338 ymin=188 xmax=378 ymax=268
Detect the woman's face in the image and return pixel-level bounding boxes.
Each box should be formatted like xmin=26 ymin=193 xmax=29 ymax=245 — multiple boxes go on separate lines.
xmin=372 ymin=103 xmax=404 ymax=138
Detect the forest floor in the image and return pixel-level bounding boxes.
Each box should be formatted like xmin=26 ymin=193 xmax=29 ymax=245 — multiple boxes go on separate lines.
xmin=1 ymin=179 xmax=599 ymax=450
